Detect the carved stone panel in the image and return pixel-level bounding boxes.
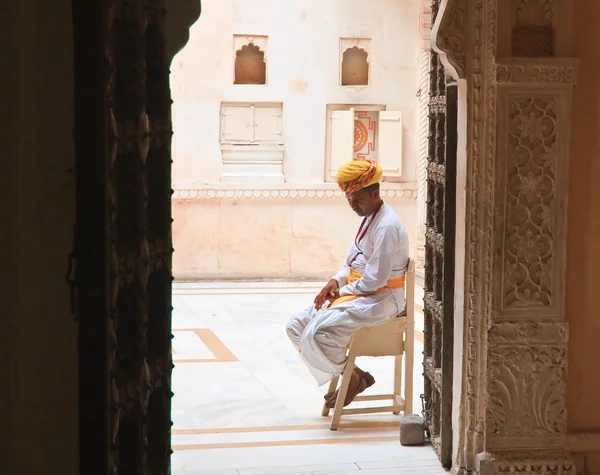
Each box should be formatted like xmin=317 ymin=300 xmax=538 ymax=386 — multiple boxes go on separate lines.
xmin=486 ymin=321 xmax=568 ymax=451
xmin=493 ymin=91 xmax=569 ymax=321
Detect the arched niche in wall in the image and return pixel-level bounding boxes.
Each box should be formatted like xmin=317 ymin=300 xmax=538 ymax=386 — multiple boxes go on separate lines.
xmin=233 ymin=35 xmax=268 ymax=85
xmin=340 ymin=39 xmax=371 ymax=86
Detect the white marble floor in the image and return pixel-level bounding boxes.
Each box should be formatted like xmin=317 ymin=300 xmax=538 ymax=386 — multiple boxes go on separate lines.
xmin=171 ymin=282 xmax=445 ymax=475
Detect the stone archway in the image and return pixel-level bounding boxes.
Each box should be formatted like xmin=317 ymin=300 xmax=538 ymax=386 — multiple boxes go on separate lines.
xmin=432 ymin=0 xmax=578 ymax=473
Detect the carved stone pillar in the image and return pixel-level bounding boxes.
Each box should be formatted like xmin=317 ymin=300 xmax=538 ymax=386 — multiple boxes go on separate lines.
xmin=415 ymin=0 xmax=433 ymax=278
xmin=479 ymin=55 xmax=578 ymax=475
xmin=432 ymin=0 xmax=578 ymax=473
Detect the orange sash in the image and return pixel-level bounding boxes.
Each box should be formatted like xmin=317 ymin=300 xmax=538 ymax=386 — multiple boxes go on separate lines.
xmin=329 ymin=268 xmax=405 ymax=308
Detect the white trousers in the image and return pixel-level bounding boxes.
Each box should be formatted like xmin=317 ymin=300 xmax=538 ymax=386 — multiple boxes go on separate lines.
xmin=286 ymin=289 xmax=401 ymax=386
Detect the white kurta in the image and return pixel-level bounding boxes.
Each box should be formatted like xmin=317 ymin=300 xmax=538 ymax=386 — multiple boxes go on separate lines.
xmin=286 ymin=203 xmax=410 ymax=386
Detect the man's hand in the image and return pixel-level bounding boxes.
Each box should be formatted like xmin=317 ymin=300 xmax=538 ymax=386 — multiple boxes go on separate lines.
xmin=314 ymin=279 xmax=340 ymax=311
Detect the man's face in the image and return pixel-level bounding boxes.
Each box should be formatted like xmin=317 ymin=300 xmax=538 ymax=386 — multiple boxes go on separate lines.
xmin=345 ymin=189 xmax=379 ymax=217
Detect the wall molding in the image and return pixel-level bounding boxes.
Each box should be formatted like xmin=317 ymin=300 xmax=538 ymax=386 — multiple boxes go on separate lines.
xmin=495 ymin=58 xmax=579 ymax=85
xmin=568 ymin=433 xmax=600 ymax=454
xmin=172 ymin=183 xmax=418 ymax=201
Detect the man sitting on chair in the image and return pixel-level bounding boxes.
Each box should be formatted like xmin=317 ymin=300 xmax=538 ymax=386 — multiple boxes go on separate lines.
xmin=286 ymin=159 xmax=410 ymax=409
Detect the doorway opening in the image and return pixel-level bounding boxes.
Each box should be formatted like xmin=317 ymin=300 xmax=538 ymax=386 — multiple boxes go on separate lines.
xmin=72 ymin=0 xmax=458 ymax=473
xmin=168 ymin=1 xmax=452 ymax=474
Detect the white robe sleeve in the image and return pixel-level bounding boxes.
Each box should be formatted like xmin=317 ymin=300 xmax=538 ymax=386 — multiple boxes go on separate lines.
xmin=331 ymin=266 xmax=350 ymax=287
xmin=331 ymin=242 xmax=355 ymax=287
xmin=338 ymin=224 xmax=398 ymax=296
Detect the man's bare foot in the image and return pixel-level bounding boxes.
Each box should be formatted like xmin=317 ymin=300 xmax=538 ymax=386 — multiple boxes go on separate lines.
xmin=324 ymin=367 xmax=375 ymax=408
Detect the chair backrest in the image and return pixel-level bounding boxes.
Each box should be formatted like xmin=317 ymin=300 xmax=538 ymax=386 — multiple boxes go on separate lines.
xmin=404 ymin=259 xmax=415 ymax=327
xmin=347 ymin=258 xmax=415 ymax=356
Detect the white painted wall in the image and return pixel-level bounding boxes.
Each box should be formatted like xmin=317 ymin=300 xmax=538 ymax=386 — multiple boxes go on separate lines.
xmin=170 ymin=0 xmax=421 ymax=280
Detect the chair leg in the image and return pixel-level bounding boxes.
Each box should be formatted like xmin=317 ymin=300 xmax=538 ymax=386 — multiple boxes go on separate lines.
xmin=404 ymin=327 xmax=414 ymax=416
xmin=321 ymin=375 xmax=339 ymax=417
xmin=392 ymin=354 xmax=403 ymax=415
xmin=330 ymin=356 xmax=356 ymax=431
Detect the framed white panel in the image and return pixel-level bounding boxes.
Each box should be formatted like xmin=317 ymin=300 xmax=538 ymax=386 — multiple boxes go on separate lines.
xmin=329 ymin=109 xmax=355 ymax=178
xmin=253 ymin=105 xmax=283 ymax=144
xmin=378 ymin=110 xmax=403 ymax=177
xmin=220 ymin=105 xmax=254 ymax=143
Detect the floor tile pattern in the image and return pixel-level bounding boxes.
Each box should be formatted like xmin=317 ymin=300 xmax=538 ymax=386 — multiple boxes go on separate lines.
xmin=171 ymin=282 xmax=446 ymax=474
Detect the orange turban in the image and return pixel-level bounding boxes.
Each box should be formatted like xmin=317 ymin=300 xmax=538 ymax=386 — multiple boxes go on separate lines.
xmin=336 ymin=159 xmax=383 ymax=193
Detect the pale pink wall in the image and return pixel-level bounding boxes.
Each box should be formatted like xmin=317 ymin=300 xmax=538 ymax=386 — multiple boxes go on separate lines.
xmin=170 ymin=0 xmax=420 ymax=280
xmin=173 ymin=197 xmax=417 ymax=280
xmin=170 ymin=0 xmax=421 ymax=186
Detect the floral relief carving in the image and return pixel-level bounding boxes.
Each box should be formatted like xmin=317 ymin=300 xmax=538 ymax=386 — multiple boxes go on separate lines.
xmin=495 ymin=61 xmax=579 ymax=85
xmin=503 ymin=98 xmax=557 ymax=310
xmin=489 ymin=321 xmax=568 ymax=348
xmin=487 ymin=322 xmax=568 ymax=442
